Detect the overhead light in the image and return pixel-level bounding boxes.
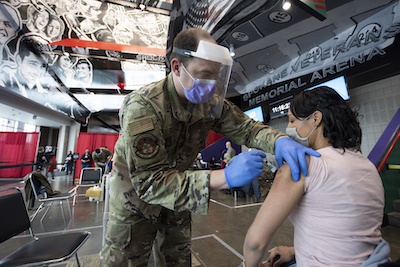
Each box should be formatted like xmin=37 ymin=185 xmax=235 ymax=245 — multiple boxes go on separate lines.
xmin=282 ymin=0 xmax=291 ymax=10
xmin=229 ymin=43 xmax=235 ymax=57
xmin=139 ymin=4 xmax=145 ymax=10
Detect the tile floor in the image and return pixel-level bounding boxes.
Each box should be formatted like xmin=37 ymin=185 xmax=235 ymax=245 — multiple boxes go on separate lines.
xmin=0 ymin=172 xmax=399 ymax=267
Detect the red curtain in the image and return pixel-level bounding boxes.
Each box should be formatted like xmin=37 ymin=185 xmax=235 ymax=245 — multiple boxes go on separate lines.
xmin=74 ymin=133 xmax=120 ymax=179
xmin=0 ymin=132 xmax=39 ymax=179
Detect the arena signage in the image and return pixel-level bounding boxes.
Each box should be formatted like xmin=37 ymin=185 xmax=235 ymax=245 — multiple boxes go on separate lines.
xmin=242 ymin=1 xmax=400 ymax=108
xmin=244 ymin=46 xmax=385 ymax=108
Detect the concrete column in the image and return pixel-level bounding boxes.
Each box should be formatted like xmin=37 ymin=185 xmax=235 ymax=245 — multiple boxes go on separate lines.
xmin=56 ymin=122 xmax=79 ymax=171
xmin=56 ymin=125 xmax=67 ymax=169
xmin=48 ymin=128 xmax=53 ymax=147
xmin=68 ymin=121 xmax=81 ymax=153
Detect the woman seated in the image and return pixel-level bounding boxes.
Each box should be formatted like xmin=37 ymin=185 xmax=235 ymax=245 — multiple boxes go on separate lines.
xmin=242 ymin=86 xmax=389 ymax=267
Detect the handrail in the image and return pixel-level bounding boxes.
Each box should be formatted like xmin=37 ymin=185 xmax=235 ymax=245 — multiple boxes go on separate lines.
xmin=377 ymin=130 xmax=400 ymax=173
xmin=368 ymin=107 xmax=400 ymax=166
xmin=0 ymin=162 xmax=64 ymax=170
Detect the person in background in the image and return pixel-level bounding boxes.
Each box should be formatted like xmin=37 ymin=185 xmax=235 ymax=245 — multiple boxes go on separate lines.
xmin=100 ymin=28 xmax=320 ymax=266
xmin=65 ymin=151 xmax=73 ymax=175
xmin=104 ymin=155 xmax=112 ymax=175
xmin=194 ymin=153 xmax=205 ymax=170
xmin=44 ymin=146 xmax=56 ymax=179
xmin=80 ymin=148 xmax=92 ymax=169
xmin=92 ymin=147 xmax=113 ymax=174
xmin=219 ymin=156 xmax=231 ymax=195
xmin=242 ymin=86 xmax=388 ymax=267
xmin=36 ymin=146 xmax=46 ymax=171
xmin=220 ymin=157 xmax=228 ymax=169
xmin=224 ymin=141 xmax=236 ymax=161
xmin=209 ymin=156 xmax=220 ymax=170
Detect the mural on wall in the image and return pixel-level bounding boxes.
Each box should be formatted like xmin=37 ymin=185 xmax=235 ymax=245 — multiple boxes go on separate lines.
xmin=0 ymin=0 xmax=169 ymax=122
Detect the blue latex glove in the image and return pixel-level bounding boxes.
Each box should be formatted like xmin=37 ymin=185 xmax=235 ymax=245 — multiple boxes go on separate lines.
xmin=224 ymin=150 xmax=266 ymax=188
xmin=275 ymin=137 xmax=321 ymax=181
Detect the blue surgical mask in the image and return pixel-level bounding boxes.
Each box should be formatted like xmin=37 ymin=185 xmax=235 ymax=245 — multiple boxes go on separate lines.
xmin=285 ymin=114 xmax=317 ymax=147
xmin=178 ymin=64 xmax=216 ymax=104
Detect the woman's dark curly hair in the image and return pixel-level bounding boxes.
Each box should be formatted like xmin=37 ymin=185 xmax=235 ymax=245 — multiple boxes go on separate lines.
xmin=290 ymin=86 xmax=361 ymax=149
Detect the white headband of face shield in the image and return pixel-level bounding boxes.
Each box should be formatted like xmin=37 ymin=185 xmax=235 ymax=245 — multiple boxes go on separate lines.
xmin=172 ymin=40 xmax=233 ymax=65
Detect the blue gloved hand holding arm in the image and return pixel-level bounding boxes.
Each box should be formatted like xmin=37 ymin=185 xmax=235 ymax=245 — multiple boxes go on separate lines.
xmin=274 ymin=137 xmax=321 ymax=182
xmin=224 ymin=150 xmax=266 ymax=188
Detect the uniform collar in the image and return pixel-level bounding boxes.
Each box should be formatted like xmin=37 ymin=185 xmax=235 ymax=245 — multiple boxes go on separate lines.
xmin=166 ymin=73 xmax=191 ymax=122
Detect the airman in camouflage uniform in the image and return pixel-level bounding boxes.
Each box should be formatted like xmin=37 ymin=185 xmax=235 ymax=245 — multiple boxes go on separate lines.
xmin=92 ymin=147 xmax=113 ymax=171
xmin=100 ymin=28 xmax=316 ymax=267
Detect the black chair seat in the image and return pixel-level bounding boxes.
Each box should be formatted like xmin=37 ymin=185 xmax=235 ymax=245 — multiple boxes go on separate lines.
xmin=0 ymin=232 xmax=90 ymax=267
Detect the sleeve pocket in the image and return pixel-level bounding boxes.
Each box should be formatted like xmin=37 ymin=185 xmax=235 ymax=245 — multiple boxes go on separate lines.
xmin=104 ymin=222 xmax=131 ymax=250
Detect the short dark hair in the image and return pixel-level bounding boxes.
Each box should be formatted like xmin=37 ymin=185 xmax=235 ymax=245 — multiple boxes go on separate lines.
xmin=95 ymin=148 xmax=100 ymax=154
xmin=170 ymin=28 xmax=214 ymax=65
xmin=76 ymin=58 xmax=90 ymax=67
xmin=290 ymin=86 xmax=361 ymax=150
xmin=17 ymin=35 xmax=51 ymax=64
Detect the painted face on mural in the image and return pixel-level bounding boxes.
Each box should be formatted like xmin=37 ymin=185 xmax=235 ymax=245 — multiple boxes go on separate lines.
xmin=58 ymin=55 xmax=73 ymax=70
xmin=47 ymin=18 xmax=62 ymax=38
xmin=19 ymin=52 xmax=47 ymax=87
xmin=80 ymin=0 xmax=102 ymax=20
xmin=33 ymin=10 xmax=50 ymax=32
xmin=76 ymin=62 xmax=90 ymax=79
xmin=0 ymin=4 xmax=20 ymax=45
xmin=0 ymin=18 xmax=14 ymax=45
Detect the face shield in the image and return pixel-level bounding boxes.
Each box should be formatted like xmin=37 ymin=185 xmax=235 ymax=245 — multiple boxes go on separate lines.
xmin=173 ymin=40 xmax=233 ymax=118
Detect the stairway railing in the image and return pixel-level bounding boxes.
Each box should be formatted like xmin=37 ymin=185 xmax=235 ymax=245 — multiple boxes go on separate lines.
xmin=368 ymin=107 xmax=400 ymax=168
xmin=377 ymin=131 xmax=400 ymax=172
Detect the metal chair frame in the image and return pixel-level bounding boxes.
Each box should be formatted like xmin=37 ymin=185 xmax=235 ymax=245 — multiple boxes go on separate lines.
xmin=0 ymin=187 xmax=91 ymax=267
xmin=71 ymin=167 xmax=102 ymax=205
xmin=28 ymin=174 xmax=75 ymax=224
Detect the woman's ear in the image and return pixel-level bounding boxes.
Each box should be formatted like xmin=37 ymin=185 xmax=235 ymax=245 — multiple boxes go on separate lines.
xmin=313 ymin=110 xmax=323 ymax=126
xmin=171 ymin=58 xmax=181 ymax=76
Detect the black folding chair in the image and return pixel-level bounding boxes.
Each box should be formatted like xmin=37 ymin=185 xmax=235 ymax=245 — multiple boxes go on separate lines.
xmin=28 ymin=174 xmax=75 ymax=224
xmin=0 ymin=187 xmax=91 ymax=267
xmin=71 ymin=167 xmax=102 ymax=205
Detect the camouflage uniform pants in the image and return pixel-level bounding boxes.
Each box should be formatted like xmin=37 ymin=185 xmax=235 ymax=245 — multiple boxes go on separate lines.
xmin=100 ymin=199 xmax=191 ymax=267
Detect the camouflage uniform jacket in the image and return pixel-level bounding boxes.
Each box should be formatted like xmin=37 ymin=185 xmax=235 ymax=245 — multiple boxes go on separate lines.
xmin=110 ymin=73 xmax=286 ymax=221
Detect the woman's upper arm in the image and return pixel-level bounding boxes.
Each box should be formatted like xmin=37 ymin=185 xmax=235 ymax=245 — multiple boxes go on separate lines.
xmin=246 ymin=156 xmax=310 ymax=247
